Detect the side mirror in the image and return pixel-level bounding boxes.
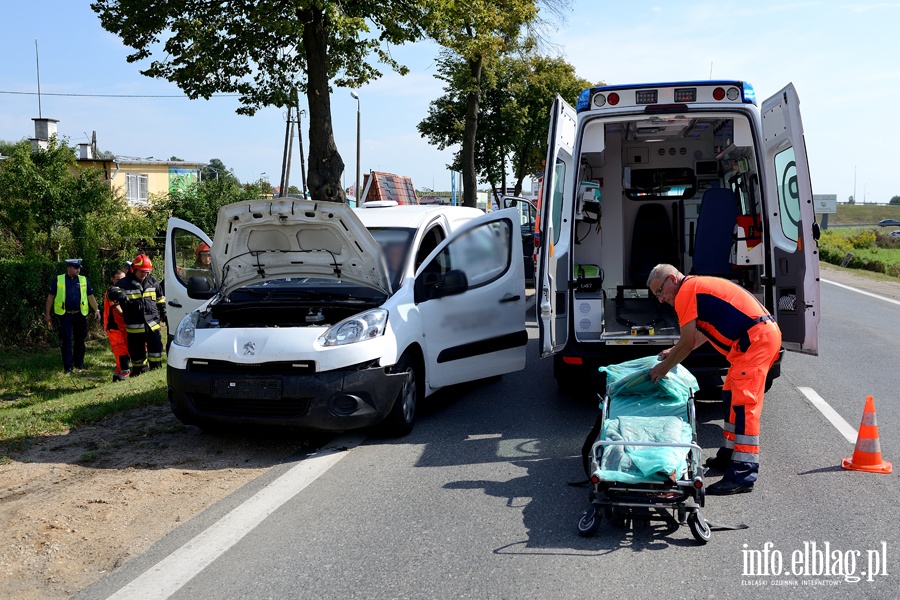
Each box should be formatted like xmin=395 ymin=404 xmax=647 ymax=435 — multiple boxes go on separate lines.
xmin=431 ymin=269 xmax=468 ymax=300
xmin=187 ymin=275 xmax=216 ymax=300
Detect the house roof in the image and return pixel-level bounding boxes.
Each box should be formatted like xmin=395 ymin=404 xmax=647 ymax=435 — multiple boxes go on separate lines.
xmin=361 ymin=171 xmax=418 ymax=205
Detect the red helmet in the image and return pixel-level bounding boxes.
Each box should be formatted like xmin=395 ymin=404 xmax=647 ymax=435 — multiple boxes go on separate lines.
xmin=131 ymin=253 xmax=153 ymax=272
xmin=195 ymin=242 xmax=211 ymax=260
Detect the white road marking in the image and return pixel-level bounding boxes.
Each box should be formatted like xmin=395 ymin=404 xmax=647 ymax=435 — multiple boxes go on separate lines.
xmin=105 ymin=433 xmax=366 ymax=600
xmin=821 ymin=278 xmax=900 ymax=307
xmin=797 ymin=387 xmax=857 ymax=444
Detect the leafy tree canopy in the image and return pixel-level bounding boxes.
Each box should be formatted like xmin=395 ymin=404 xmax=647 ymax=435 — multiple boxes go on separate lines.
xmin=889 ymin=195 xmax=900 ymax=205
xmin=92 ymin=0 xmax=430 ymax=203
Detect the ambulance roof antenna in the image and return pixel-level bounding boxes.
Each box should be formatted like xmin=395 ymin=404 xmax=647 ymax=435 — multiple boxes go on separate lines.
xmin=709 ymin=62 xmax=713 ymax=80
xmin=35 ymin=39 xmax=42 ymax=119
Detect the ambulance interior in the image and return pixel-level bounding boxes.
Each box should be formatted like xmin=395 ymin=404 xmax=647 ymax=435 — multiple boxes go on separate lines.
xmin=571 ymin=113 xmax=766 ymax=342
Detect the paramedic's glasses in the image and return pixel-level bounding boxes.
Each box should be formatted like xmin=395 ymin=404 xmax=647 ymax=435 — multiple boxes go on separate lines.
xmin=653 ymin=276 xmax=671 ymax=299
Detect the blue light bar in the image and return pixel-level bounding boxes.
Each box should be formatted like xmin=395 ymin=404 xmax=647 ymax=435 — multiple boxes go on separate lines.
xmin=742 ymin=82 xmax=757 ymax=105
xmin=576 ymin=89 xmax=591 ymax=112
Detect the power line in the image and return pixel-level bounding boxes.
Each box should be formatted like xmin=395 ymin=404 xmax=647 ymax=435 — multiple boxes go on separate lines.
xmin=0 ymin=90 xmax=240 ymax=98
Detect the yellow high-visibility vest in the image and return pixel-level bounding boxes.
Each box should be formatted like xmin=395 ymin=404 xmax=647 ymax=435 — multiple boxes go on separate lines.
xmin=53 ymin=274 xmax=88 ymax=316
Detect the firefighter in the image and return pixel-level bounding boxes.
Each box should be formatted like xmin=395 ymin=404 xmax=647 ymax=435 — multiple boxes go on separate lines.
xmin=104 ymin=269 xmax=131 ymax=382
xmin=43 ymin=258 xmax=101 ymax=374
xmin=647 ymin=264 xmax=781 ymax=495
xmin=113 ymin=254 xmax=166 ymax=375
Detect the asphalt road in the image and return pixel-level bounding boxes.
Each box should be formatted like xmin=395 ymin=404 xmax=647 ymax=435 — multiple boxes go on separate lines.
xmin=79 ymin=279 xmax=900 ymax=599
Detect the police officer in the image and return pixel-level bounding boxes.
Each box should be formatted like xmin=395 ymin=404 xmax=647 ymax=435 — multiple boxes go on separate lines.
xmin=112 ymin=254 xmax=166 ymax=375
xmin=44 ymin=258 xmax=101 ymax=374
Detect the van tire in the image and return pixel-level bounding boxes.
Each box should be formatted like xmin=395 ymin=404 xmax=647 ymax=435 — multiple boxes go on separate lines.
xmin=379 ymin=353 xmax=419 ymax=437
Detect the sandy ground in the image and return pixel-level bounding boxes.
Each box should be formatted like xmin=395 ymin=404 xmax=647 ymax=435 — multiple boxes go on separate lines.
xmin=0 ymin=263 xmax=896 ymax=600
xmin=0 ymin=405 xmax=308 ymax=600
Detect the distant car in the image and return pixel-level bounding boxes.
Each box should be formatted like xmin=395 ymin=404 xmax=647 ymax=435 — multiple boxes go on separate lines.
xmin=164 ymin=200 xmax=527 ymax=436
xmin=889 ymin=230 xmax=900 ymax=238
xmin=878 ymin=218 xmax=900 ymax=227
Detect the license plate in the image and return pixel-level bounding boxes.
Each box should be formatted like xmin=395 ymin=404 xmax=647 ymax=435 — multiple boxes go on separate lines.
xmin=212 ymin=379 xmax=282 ymax=400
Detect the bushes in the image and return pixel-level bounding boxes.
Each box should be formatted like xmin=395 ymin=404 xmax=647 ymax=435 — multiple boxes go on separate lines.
xmin=818 ymin=228 xmax=900 ymax=278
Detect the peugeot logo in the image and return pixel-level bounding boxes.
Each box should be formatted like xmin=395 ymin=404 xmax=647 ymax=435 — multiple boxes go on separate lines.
xmin=243 ymin=341 xmax=256 ymax=356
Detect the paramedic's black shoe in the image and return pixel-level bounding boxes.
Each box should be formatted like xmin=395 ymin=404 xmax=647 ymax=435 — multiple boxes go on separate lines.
xmin=706 ymin=479 xmax=753 ymax=495
xmin=704 ymin=449 xmax=732 ymax=471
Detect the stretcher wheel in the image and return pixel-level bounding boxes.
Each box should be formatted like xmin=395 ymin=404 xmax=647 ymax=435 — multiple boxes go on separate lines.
xmin=577 ymin=508 xmax=601 ymax=537
xmin=688 ymin=512 xmax=711 ymax=544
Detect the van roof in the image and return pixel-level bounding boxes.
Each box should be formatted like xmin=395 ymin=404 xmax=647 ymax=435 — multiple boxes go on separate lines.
xmin=576 ymin=80 xmax=756 ymax=112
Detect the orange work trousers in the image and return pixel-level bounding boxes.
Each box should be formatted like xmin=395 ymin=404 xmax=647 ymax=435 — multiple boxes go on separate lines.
xmin=721 ymin=320 xmax=782 ymax=485
xmin=106 ymin=328 xmax=131 ymax=377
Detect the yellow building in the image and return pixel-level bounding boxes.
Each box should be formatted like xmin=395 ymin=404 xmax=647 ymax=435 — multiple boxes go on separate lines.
xmin=30 ymin=117 xmax=201 ymax=206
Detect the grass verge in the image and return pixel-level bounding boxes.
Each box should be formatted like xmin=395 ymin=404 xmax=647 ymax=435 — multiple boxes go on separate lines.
xmin=0 ymin=339 xmax=167 ymax=453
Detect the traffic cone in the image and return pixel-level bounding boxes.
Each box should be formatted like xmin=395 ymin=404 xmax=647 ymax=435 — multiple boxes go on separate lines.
xmin=841 ymin=396 xmax=892 ymax=474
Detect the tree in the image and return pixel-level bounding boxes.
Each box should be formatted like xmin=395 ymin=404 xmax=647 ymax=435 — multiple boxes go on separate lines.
xmin=418 ymin=46 xmax=590 ymax=198
xmin=91 ymin=0 xmax=428 ymax=204
xmin=425 ymin=0 xmax=538 ymax=207
xmin=889 ymin=195 xmax=900 ymax=205
xmin=201 ymin=158 xmax=239 ymax=185
xmin=157 ymin=177 xmax=260 ymax=236
xmin=0 ymin=139 xmax=112 ymax=259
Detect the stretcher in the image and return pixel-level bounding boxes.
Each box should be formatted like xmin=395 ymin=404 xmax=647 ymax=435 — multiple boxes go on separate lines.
xmin=576 ymin=356 xmax=712 ymax=544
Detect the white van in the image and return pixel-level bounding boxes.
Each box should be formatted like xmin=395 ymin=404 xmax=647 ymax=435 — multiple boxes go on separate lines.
xmin=537 ymin=81 xmax=820 ymax=394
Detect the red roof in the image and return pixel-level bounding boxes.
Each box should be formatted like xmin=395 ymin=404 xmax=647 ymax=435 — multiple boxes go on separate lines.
xmin=362 ymin=171 xmax=418 ymax=205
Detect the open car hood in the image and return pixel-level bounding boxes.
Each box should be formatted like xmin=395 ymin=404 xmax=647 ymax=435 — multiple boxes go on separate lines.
xmin=210 ymin=199 xmax=390 ymax=296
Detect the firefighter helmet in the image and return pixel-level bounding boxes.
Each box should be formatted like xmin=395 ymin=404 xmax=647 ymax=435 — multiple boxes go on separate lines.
xmin=195 ymin=242 xmax=211 ymax=260
xmin=131 ymin=254 xmax=153 ymax=272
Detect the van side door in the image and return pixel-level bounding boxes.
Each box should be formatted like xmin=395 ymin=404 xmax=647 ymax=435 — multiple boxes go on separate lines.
xmin=165 ymin=218 xmax=214 ymax=332
xmin=414 ymin=208 xmax=527 ymax=389
xmin=761 ymin=84 xmax=820 ymax=355
xmin=537 ymin=96 xmax=577 ymax=358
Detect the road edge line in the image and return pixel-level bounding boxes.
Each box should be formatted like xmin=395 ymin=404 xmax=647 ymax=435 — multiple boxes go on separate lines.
xmin=104 ymin=433 xmax=366 ymax=600
xmin=797 ymin=386 xmax=857 ymax=444
xmin=821 ymin=278 xmax=900 ymax=307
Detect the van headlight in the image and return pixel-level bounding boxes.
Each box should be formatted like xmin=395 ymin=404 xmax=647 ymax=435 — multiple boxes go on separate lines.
xmin=173 ymin=312 xmax=199 ymax=347
xmin=319 ymin=309 xmax=388 ymax=347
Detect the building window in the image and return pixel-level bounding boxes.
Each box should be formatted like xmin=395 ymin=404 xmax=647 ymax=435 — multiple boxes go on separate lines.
xmin=126 ymin=173 xmax=149 ymax=205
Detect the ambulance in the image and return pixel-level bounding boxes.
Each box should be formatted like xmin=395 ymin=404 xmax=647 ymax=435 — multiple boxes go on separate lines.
xmin=536 ymin=81 xmax=820 ymax=394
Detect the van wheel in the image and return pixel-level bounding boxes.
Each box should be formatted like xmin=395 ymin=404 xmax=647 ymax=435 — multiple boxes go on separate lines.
xmin=380 ymin=353 xmax=419 ymax=437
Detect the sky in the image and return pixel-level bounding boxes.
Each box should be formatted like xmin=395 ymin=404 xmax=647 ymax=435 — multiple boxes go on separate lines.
xmin=1 ymin=1 xmax=899 ymax=202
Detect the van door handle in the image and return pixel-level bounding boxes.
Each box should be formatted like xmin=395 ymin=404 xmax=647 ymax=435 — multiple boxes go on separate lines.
xmin=168 ymin=301 xmax=182 ymax=308
xmin=499 ymin=294 xmax=520 ymax=303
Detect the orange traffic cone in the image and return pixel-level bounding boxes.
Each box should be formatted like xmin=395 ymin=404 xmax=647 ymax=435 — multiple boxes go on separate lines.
xmin=841 ymin=396 xmax=892 ymax=474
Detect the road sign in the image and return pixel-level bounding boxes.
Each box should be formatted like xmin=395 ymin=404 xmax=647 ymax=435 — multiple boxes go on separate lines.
xmin=813 ymin=194 xmax=837 ymax=214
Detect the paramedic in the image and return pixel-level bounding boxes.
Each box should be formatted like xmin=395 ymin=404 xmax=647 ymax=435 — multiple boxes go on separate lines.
xmin=104 ymin=269 xmax=131 ymax=382
xmin=646 ymin=264 xmax=781 ymax=495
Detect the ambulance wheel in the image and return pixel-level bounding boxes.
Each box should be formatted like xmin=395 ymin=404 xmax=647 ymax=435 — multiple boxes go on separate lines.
xmin=688 ymin=512 xmax=711 ymax=544
xmin=577 ymin=508 xmax=601 ymax=537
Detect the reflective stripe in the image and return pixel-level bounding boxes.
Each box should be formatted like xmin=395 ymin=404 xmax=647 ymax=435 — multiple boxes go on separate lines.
xmin=149 ymin=323 xmax=161 ymax=331
xmin=855 ymin=438 xmax=882 ymax=454
xmin=861 ymin=412 xmax=877 ymax=427
xmin=723 ymin=422 xmax=735 ymax=433
xmin=734 ymin=434 xmax=760 ymax=446
xmin=142 ymin=290 xmax=157 ymax=300
xmin=724 ymin=438 xmax=735 ymax=449
xmin=732 ymin=451 xmax=759 ymax=463
xmin=132 ymin=358 xmax=148 ymax=367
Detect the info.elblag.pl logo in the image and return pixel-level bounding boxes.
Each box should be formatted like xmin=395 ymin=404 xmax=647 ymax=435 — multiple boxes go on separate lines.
xmin=742 ymin=541 xmax=889 ymax=586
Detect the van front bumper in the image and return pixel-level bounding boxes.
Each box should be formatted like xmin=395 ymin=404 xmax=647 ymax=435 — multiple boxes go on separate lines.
xmin=167 ymin=362 xmax=406 ymax=431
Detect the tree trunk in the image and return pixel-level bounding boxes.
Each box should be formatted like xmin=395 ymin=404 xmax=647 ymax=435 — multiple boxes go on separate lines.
xmin=302 ymin=8 xmax=346 ymax=203
xmin=461 ymin=53 xmax=483 ymax=209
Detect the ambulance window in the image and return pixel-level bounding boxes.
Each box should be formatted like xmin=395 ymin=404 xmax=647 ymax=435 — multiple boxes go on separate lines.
xmin=552 ymin=158 xmax=566 ymax=244
xmin=773 ymin=146 xmax=801 ymax=242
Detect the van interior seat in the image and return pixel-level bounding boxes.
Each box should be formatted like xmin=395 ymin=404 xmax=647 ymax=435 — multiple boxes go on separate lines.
xmin=628 ymin=202 xmax=679 ymax=287
xmin=692 ymin=188 xmax=739 ymax=276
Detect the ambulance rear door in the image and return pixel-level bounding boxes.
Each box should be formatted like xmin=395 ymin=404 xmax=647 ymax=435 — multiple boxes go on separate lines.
xmin=761 ymin=83 xmax=820 ymax=355
xmin=537 ymin=96 xmax=577 ymax=357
